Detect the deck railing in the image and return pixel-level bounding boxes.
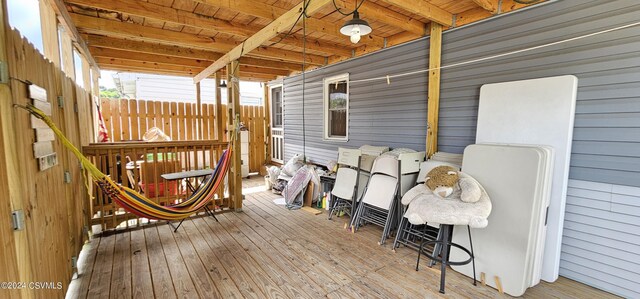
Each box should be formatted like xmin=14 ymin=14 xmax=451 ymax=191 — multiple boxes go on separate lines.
xmin=100 ymin=98 xmax=268 ymax=172
xmin=83 ymin=140 xmax=231 ymax=232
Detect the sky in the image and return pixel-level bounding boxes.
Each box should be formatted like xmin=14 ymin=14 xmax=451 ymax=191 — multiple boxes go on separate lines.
xmin=7 ymin=0 xmax=44 ymax=53
xmin=100 ymin=70 xmax=118 ymax=89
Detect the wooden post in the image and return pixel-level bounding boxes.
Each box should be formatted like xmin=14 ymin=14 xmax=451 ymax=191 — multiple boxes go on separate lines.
xmin=215 ymin=73 xmax=223 ymax=142
xmin=196 ymin=81 xmax=202 ymax=139
xmin=225 ymin=64 xmax=239 ymax=209
xmin=263 ymin=83 xmax=271 ymax=165
xmin=227 ymin=61 xmax=243 ymax=211
xmin=426 ymin=23 xmax=443 ymax=158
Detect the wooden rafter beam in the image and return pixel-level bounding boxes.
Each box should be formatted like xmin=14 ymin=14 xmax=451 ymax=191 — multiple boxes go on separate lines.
xmin=71 ymin=13 xmax=327 ymax=65
xmin=91 ymin=47 xmax=203 ymax=67
xmin=333 ymin=0 xmax=426 ymax=36
xmin=84 ymin=35 xmax=303 ymax=72
xmin=470 ymin=0 xmax=500 ymax=14
xmin=95 ymin=57 xmax=288 ymax=77
xmin=101 ymin=65 xmax=275 ymax=82
xmin=191 ymin=0 xmax=385 ymax=48
xmin=85 ymin=35 xmax=221 ymax=59
xmin=97 ymin=59 xmax=278 ymax=81
xmin=41 ymin=0 xmax=99 ymax=71
xmin=92 ymin=49 xmax=291 ymax=76
xmin=194 ymin=0 xmax=332 ymax=83
xmin=89 ymin=42 xmax=301 ymax=75
xmin=379 ymin=0 xmax=453 ymax=26
xmin=386 ymin=31 xmax=422 ymax=47
xmin=65 ymin=0 xmax=352 ymax=57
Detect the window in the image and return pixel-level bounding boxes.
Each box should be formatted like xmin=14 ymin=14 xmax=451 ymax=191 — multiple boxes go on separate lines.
xmin=323 ymin=74 xmax=349 ymax=141
xmin=57 ymin=26 xmax=64 ymax=71
xmin=73 ymin=49 xmax=83 ymax=87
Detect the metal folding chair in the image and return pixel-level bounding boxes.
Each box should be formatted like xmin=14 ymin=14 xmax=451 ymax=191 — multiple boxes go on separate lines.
xmin=350 ymin=155 xmax=399 ymax=245
xmin=327 ymin=148 xmax=362 ymax=220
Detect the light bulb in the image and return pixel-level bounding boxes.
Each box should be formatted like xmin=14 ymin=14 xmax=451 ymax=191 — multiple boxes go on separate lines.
xmin=350 ymin=33 xmax=361 ymax=44
xmin=350 ymin=26 xmax=361 ymax=44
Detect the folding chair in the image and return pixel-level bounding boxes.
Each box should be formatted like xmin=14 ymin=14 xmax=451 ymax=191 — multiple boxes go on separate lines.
xmin=328 ymin=148 xmax=362 ymax=220
xmin=350 ymin=155 xmax=399 ymax=245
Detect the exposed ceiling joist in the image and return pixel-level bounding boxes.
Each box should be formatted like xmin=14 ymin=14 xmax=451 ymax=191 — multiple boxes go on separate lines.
xmin=470 ymin=0 xmax=500 ymax=14
xmin=96 ymin=57 xmax=280 ymax=80
xmin=92 ymin=48 xmax=291 ymax=76
xmin=386 ymin=31 xmax=422 ymax=47
xmin=102 ymin=65 xmax=275 ymax=82
xmin=41 ymin=0 xmax=99 ymax=71
xmin=66 ymin=0 xmax=352 ymax=57
xmin=85 ymin=35 xmax=304 ymax=71
xmin=191 ymin=0 xmax=385 ymax=48
xmin=86 ymin=35 xmax=220 ymax=60
xmin=194 ymin=0 xmax=333 ymax=83
xmin=379 ymin=0 xmax=453 ymax=26
xmin=91 ymin=47 xmax=212 ymax=68
xmin=71 ymin=13 xmax=326 ymax=65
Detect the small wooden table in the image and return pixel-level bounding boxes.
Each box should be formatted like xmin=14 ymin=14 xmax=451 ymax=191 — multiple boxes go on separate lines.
xmin=161 ymin=169 xmax=217 ymax=232
xmin=161 ymin=169 xmax=214 ymax=192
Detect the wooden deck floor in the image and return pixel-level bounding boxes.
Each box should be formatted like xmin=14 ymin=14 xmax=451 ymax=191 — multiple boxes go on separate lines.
xmin=67 ymin=178 xmax=619 ymax=299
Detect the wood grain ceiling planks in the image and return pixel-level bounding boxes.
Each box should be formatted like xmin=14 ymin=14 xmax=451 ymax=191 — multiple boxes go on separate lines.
xmin=62 ymin=0 xmax=543 ymax=80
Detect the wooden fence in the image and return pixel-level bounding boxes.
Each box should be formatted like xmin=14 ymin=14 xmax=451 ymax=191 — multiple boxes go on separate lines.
xmin=1 ymin=29 xmax=94 ymax=297
xmin=100 ymin=98 xmax=268 ymax=172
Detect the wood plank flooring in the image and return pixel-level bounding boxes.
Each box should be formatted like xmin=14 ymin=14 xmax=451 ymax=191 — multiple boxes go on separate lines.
xmin=67 ymin=178 xmax=620 ymax=299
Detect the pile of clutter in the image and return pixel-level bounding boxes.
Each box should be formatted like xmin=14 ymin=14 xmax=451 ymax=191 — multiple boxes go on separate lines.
xmin=265 ymin=154 xmax=327 ymax=209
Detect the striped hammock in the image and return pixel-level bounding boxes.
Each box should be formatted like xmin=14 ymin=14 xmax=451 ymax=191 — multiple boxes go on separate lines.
xmin=21 ymin=104 xmax=233 ymax=221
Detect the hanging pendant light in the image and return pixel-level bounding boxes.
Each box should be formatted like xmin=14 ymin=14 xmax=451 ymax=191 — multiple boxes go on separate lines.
xmin=339 ymin=11 xmax=371 ymax=44
xmin=219 ymin=80 xmax=227 ymax=88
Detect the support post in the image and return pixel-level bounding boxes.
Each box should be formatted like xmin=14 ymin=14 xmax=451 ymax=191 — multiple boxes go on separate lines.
xmin=196 ymin=81 xmax=202 ymax=139
xmin=227 ymin=61 xmax=242 ymax=211
xmin=215 ymin=73 xmax=223 ymax=141
xmin=426 ymin=23 xmax=443 ymax=158
xmin=263 ymin=83 xmax=271 ymax=165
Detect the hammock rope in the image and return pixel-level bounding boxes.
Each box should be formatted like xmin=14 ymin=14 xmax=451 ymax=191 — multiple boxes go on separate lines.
xmin=18 ymin=104 xmax=236 ymax=221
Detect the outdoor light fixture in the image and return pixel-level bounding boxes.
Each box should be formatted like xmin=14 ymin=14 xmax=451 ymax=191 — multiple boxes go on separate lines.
xmin=219 ymin=80 xmax=227 ymax=88
xmin=339 ymin=11 xmax=371 ymax=44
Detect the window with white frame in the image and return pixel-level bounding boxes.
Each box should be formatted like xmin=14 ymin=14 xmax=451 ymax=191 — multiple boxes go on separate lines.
xmin=323 ymin=74 xmax=349 ymax=141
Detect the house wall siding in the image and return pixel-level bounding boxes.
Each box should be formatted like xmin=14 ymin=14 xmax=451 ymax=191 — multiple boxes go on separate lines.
xmin=282 ymin=39 xmax=430 ymax=165
xmin=562 ymin=179 xmax=640 ymax=298
xmin=279 ymin=0 xmax=640 ymax=296
xmin=283 ymin=0 xmax=640 ymax=188
xmin=437 ymin=0 xmax=640 ymax=189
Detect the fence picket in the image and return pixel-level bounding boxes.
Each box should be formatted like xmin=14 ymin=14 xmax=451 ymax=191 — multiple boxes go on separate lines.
xmin=99 ymin=98 xmax=266 ymax=171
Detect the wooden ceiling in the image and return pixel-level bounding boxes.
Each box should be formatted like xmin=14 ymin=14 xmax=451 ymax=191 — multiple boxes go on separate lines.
xmin=64 ymin=0 xmax=543 ymax=81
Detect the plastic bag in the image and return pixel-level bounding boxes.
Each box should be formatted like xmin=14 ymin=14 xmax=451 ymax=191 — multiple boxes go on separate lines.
xmin=142 ymin=127 xmax=171 ymax=142
xmin=265 ymin=166 xmax=280 ymax=186
xmin=281 ymin=154 xmax=305 ymax=176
